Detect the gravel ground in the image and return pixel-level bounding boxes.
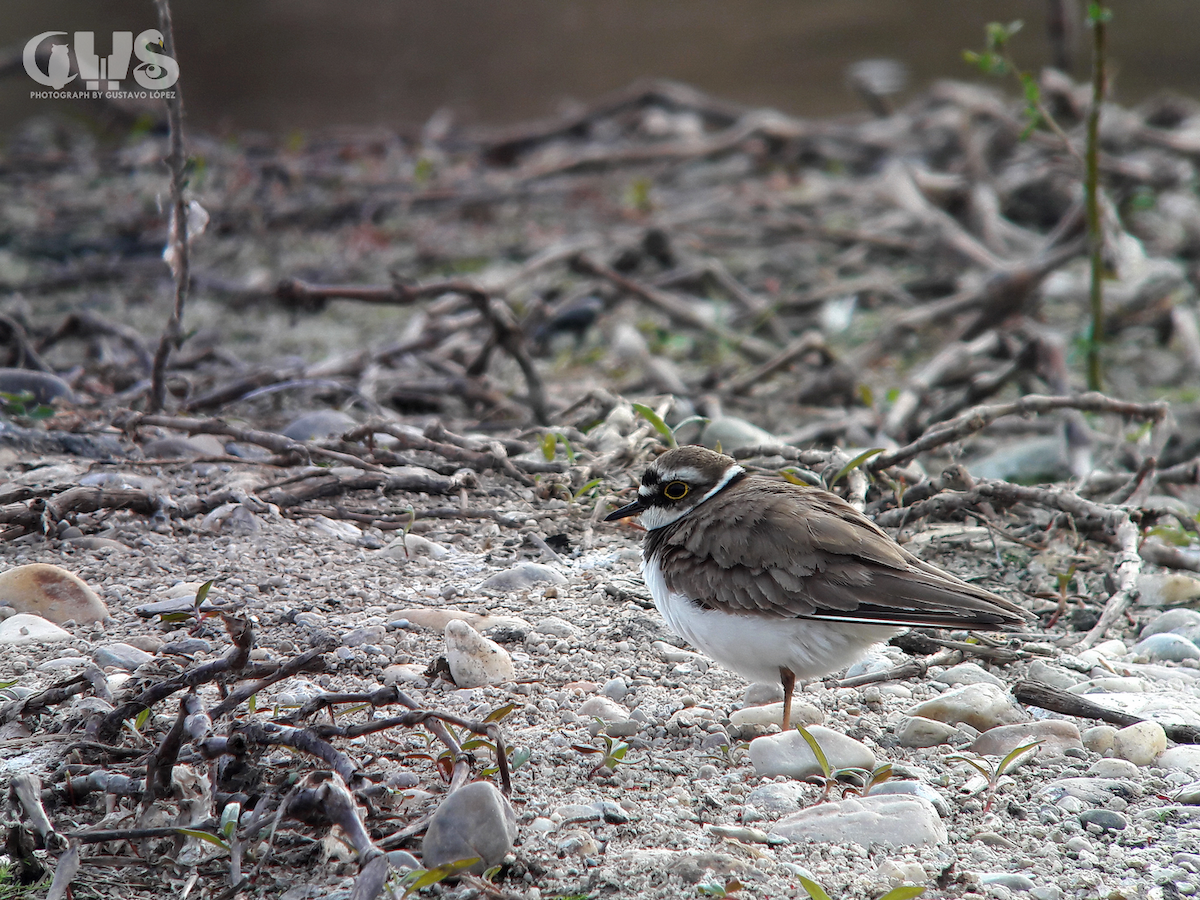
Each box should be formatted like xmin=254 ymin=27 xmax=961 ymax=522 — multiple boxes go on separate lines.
xmin=3 ymin=441 xmax=1199 ymax=900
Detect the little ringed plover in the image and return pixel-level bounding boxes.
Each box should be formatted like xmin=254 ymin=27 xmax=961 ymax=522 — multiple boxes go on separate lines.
xmin=606 ymin=445 xmax=1030 ymax=730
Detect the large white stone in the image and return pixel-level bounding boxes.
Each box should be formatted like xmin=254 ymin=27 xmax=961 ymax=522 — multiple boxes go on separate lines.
xmin=1158 ymin=746 xmax=1200 ymax=774
xmin=444 ymin=619 xmax=514 ymax=688
xmin=771 ymin=795 xmax=946 ymax=849
xmin=1112 ymin=721 xmax=1167 ymax=766
xmin=749 ymin=726 xmax=875 ymax=778
xmin=0 ymin=614 xmax=72 ymax=645
xmin=907 ymin=682 xmax=1025 ymax=731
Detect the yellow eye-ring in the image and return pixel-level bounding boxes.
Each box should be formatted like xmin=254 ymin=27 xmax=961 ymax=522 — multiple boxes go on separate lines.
xmin=664 ymin=481 xmax=689 ymax=500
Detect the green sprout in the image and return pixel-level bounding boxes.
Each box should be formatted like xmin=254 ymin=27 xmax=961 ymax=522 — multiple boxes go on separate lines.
xmin=946 ymin=740 xmax=1043 ymax=812
xmin=572 ymin=726 xmax=632 ymax=778
xmin=0 ymin=391 xmax=55 ymax=421
xmin=632 ymin=403 xmax=677 ymax=448
xmin=828 ymin=448 xmax=885 ymax=489
xmin=397 ymin=857 xmax=482 ymax=896
xmin=795 ymin=725 xmax=893 ymax=802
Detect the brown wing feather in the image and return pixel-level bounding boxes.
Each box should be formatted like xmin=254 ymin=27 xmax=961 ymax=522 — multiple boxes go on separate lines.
xmin=646 ymin=476 xmax=1028 ymax=628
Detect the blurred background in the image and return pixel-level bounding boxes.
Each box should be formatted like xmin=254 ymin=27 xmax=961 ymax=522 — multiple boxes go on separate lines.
xmin=3 ymin=0 xmax=1200 ymax=139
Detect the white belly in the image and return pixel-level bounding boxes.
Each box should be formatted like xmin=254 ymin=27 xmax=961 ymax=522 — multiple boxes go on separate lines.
xmin=642 ymin=555 xmax=899 ymax=685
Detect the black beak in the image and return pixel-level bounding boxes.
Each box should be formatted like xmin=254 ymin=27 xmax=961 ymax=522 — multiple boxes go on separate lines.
xmin=605 ymin=498 xmax=646 ymax=522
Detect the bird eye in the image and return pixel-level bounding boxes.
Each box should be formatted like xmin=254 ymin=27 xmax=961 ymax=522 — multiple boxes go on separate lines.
xmin=663 ymin=481 xmax=689 ymax=500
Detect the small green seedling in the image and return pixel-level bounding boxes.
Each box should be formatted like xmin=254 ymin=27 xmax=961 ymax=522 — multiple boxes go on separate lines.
xmin=632 ymin=403 xmax=677 ymax=448
xmin=800 ymin=876 xmax=924 ymax=900
xmin=572 ymin=478 xmax=603 ymax=503
xmin=572 ymin=727 xmax=632 ymax=778
xmin=397 ymin=857 xmax=482 ymax=896
xmin=828 ymin=448 xmax=885 ymax=489
xmin=542 ymin=432 xmax=577 ymax=463
xmin=175 ymin=827 xmax=230 ymax=853
xmin=946 ymin=740 xmax=1043 ymax=812
xmin=0 ymin=390 xmax=55 ymax=421
xmin=795 ymin=725 xmax=892 ymax=801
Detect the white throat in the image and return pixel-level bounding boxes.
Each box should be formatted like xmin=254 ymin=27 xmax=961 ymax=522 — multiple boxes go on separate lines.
xmin=639 ymin=464 xmax=744 ymax=531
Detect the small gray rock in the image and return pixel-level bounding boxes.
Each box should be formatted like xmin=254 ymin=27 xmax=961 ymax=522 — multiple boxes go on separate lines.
xmin=160 ymin=638 xmax=212 ymax=656
xmin=422 ymin=781 xmax=516 ymax=874
xmin=700 ymin=417 xmax=776 ymax=452
xmin=386 ymin=850 xmax=420 ymax=871
xmin=743 ymin=682 xmax=784 ymax=705
xmin=0 ymin=368 xmax=73 ymax=404
xmin=601 ymin=678 xmax=628 ymax=702
xmin=1079 ymin=808 xmax=1127 ymax=832
xmin=1027 ymin=659 xmax=1082 ymax=690
xmin=93 ymin=642 xmax=154 ymax=671
xmin=1142 ymin=607 xmax=1200 ymax=639
xmin=746 ymin=782 xmax=807 ymax=816
xmin=971 ymin=720 xmax=1082 ymax=759
xmin=934 ymin=662 xmax=1003 ymax=687
xmin=981 ymin=873 xmax=1036 ymax=891
xmin=342 ymin=625 xmax=386 ymax=648
xmin=476 ymin=563 xmax=566 ymax=592
xmin=280 ymin=410 xmax=357 ymax=442
xmin=578 ymin=695 xmax=629 ymax=723
xmin=1133 ymin=632 xmax=1200 ymax=663
xmin=896 ymin=715 xmax=957 ymax=748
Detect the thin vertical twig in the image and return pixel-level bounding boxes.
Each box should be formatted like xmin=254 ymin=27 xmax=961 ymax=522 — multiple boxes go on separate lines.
xmin=149 ymin=0 xmax=188 ymax=412
xmin=1084 ymin=4 xmax=1109 ymax=391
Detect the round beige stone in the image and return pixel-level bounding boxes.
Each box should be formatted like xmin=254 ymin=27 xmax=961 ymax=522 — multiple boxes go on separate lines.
xmin=0 ymin=564 xmax=108 ymax=624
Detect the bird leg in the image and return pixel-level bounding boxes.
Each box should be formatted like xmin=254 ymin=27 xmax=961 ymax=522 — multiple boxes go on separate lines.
xmin=780 ymin=667 xmax=796 ymax=732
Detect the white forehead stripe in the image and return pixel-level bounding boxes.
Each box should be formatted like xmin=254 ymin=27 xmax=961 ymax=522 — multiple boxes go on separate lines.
xmin=697 ymin=464 xmax=744 ymax=505
xmin=654 ymin=465 xmax=704 ymax=483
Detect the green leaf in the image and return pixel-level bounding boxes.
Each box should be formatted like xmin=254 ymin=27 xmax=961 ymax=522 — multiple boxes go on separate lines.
xmin=484 ymin=701 xmax=518 ymax=723
xmin=946 ymin=754 xmax=993 ymax=780
xmin=1087 ymin=3 xmax=1112 ymax=24
xmin=556 ymin=433 xmax=576 ymax=464
xmin=194 ymin=579 xmax=214 ymax=607
xmin=798 ymin=875 xmax=834 ymax=900
xmin=401 ymin=857 xmax=481 ymax=895
xmin=795 ymin=725 xmax=831 ymax=779
xmin=997 ymin=739 xmax=1043 ymax=776
xmin=512 ymin=747 xmax=532 ymax=769
xmin=220 ymin=801 xmax=241 ymax=839
xmin=632 ymin=403 xmax=677 ymax=448
xmin=158 ymin=611 xmax=195 ymax=624
xmin=868 ymin=763 xmax=894 ymax=791
xmin=879 ymin=887 xmax=926 ymax=900
xmin=829 ymin=448 xmax=885 ymax=488
xmin=672 ymin=415 xmax=710 ymax=438
xmin=573 ymin=477 xmax=603 ymax=501
xmin=0 ymin=678 xmax=18 ymax=690
xmin=542 ymin=432 xmax=557 ymax=462
xmin=134 ymin=707 xmax=151 ymax=730
xmin=175 ymin=828 xmax=229 ymax=851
